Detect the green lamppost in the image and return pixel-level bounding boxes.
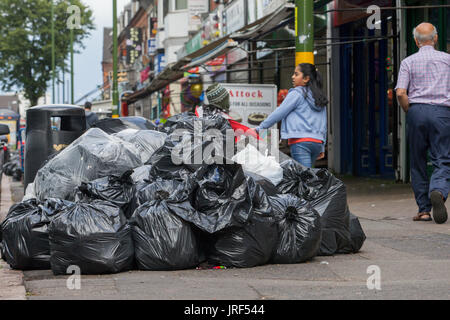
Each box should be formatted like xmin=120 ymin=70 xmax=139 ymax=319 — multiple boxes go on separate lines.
xmin=112 ymin=0 xmax=119 ymax=117
xmin=295 ymin=0 xmax=314 ymax=66
xmin=52 ymin=0 xmax=56 ymax=103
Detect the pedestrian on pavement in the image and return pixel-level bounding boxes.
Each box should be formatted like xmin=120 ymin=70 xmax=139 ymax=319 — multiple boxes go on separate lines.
xmin=84 ymin=101 xmax=99 ymax=129
xmin=255 ymin=63 xmax=328 ymax=168
xmin=395 ymin=22 xmax=450 ymax=224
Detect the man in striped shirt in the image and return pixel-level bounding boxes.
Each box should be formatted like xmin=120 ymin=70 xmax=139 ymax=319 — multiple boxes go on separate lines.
xmin=395 ymin=22 xmax=450 ymax=224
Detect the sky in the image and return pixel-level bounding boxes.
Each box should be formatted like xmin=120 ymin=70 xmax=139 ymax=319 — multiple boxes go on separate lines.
xmin=69 ymin=0 xmax=130 ymax=104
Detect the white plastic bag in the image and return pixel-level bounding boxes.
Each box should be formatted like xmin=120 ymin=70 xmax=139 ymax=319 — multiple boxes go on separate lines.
xmin=232 ymin=144 xmax=283 ymax=186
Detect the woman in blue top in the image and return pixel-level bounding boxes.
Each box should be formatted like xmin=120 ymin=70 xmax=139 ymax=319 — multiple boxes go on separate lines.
xmin=256 ymin=63 xmax=328 ymax=168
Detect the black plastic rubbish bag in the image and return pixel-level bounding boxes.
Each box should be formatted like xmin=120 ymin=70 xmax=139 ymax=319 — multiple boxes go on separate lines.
xmin=113 ymin=129 xmax=167 ymax=164
xmin=276 ymin=159 xmax=308 ymax=196
xmin=302 ymin=170 xmax=353 ymax=256
xmin=148 ymin=138 xmax=201 ymax=181
xmin=204 ymin=177 xmax=278 ymax=268
xmin=244 ymin=170 xmax=279 ymax=196
xmin=269 ymin=194 xmax=321 ymax=264
xmin=1 ymin=198 xmax=73 ymax=270
xmin=185 ymin=164 xmax=254 ymax=234
xmin=161 ymin=112 xmax=231 ymax=136
xmin=129 ymin=184 xmax=202 ymax=271
xmin=92 ymin=116 xmax=157 ymax=134
xmin=48 ymin=200 xmax=134 ymax=275
xmin=76 ymin=170 xmax=135 ymax=219
xmin=347 ymin=212 xmax=366 ymax=253
xmin=276 ymin=159 xmax=363 ymax=256
xmin=148 ymin=115 xmax=232 ymax=181
xmin=135 ymin=179 xmax=194 ymax=208
xmin=34 ymin=128 xmax=143 ymax=201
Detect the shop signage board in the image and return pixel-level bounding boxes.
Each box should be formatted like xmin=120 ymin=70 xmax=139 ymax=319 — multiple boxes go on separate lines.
xmin=220 ymin=83 xmax=277 ymax=128
xmin=148 ymin=38 xmax=156 ymax=55
xmin=189 ymin=0 xmax=209 ymax=28
xmin=186 ymin=31 xmax=203 ymax=55
xmin=224 ymin=0 xmax=246 ymax=35
xmin=155 ymin=53 xmax=166 ymax=75
xmin=262 ymin=0 xmax=287 ymax=16
xmin=126 ymin=27 xmax=142 ymax=65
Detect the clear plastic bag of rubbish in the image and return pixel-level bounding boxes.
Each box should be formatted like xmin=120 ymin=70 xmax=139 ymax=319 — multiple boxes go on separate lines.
xmin=76 ymin=170 xmax=135 ymax=219
xmin=130 ymin=165 xmax=152 ymax=184
xmin=269 ymin=194 xmax=322 ymax=263
xmin=129 ymin=183 xmax=203 ymax=271
xmin=113 ymin=129 xmax=167 ymax=164
xmin=23 ymin=182 xmax=37 ymax=201
xmin=0 ymin=198 xmax=73 ymax=270
xmin=203 ymin=177 xmax=278 ymax=268
xmin=232 ymin=143 xmax=283 ymax=186
xmin=34 ymin=128 xmax=143 ymax=201
xmin=92 ymin=116 xmax=157 ymax=134
xmin=48 ymin=200 xmax=134 ymax=275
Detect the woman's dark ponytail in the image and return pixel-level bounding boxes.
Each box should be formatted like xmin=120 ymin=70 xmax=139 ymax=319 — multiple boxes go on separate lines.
xmin=298 ymin=63 xmax=328 ymax=107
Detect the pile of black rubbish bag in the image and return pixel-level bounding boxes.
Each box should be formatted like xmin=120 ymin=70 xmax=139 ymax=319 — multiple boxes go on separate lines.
xmin=2 ymin=153 xmax=23 ymax=182
xmin=0 ymin=113 xmax=366 ymax=275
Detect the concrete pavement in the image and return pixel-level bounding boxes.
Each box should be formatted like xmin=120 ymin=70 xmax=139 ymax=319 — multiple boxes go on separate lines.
xmin=1 ymin=174 xmax=449 ymax=300
xmin=0 ymin=175 xmax=26 ymax=300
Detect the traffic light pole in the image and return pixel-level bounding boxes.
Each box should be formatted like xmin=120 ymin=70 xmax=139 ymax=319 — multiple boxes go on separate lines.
xmin=295 ymin=0 xmax=314 ymax=66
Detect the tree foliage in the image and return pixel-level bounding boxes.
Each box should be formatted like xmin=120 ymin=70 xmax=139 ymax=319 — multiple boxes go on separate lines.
xmin=0 ymin=0 xmax=94 ymax=106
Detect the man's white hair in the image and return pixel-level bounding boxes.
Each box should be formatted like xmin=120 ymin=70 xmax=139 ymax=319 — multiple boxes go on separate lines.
xmin=413 ymin=24 xmax=438 ymax=45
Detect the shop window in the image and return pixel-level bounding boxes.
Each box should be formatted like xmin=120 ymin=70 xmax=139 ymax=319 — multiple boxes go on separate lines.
xmin=170 ymin=0 xmax=187 ymax=11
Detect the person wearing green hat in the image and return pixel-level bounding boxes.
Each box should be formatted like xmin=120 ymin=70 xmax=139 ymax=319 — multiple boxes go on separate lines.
xmin=195 ymin=83 xmax=261 ymax=141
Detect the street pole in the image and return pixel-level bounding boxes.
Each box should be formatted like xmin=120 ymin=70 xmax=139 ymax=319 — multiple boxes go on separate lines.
xmin=51 ymin=0 xmax=55 ymax=103
xmin=71 ymin=27 xmax=74 ymax=104
xmin=112 ymin=0 xmax=119 ymax=117
xmin=295 ymin=0 xmax=314 ymax=66
xmin=63 ymin=66 xmax=65 ymax=103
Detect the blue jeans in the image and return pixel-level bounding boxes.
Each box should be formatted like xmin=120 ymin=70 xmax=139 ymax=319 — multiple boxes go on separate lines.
xmin=407 ymin=104 xmax=450 ymax=213
xmin=290 ymin=141 xmax=323 ymax=168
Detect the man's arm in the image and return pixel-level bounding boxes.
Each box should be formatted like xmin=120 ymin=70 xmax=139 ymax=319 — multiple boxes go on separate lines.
xmin=396 ymin=88 xmax=410 ymax=113
xmin=395 ymin=60 xmax=410 ymax=113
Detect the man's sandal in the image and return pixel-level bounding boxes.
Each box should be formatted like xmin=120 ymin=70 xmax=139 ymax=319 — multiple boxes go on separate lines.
xmin=413 ymin=212 xmax=432 ymax=222
xmin=430 ymin=190 xmax=448 ymax=224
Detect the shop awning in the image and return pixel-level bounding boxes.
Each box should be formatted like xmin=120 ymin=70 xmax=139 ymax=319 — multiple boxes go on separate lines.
xmin=124 ymin=3 xmax=295 ymax=103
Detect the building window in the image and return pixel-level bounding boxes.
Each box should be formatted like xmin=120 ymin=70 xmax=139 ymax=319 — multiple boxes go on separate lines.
xmin=170 ymin=0 xmax=187 ymax=11
xmin=176 ymin=0 xmax=187 ymax=10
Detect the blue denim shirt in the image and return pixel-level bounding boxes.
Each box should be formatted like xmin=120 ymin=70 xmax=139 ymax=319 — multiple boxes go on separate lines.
xmin=257 ymin=86 xmax=327 ymax=152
